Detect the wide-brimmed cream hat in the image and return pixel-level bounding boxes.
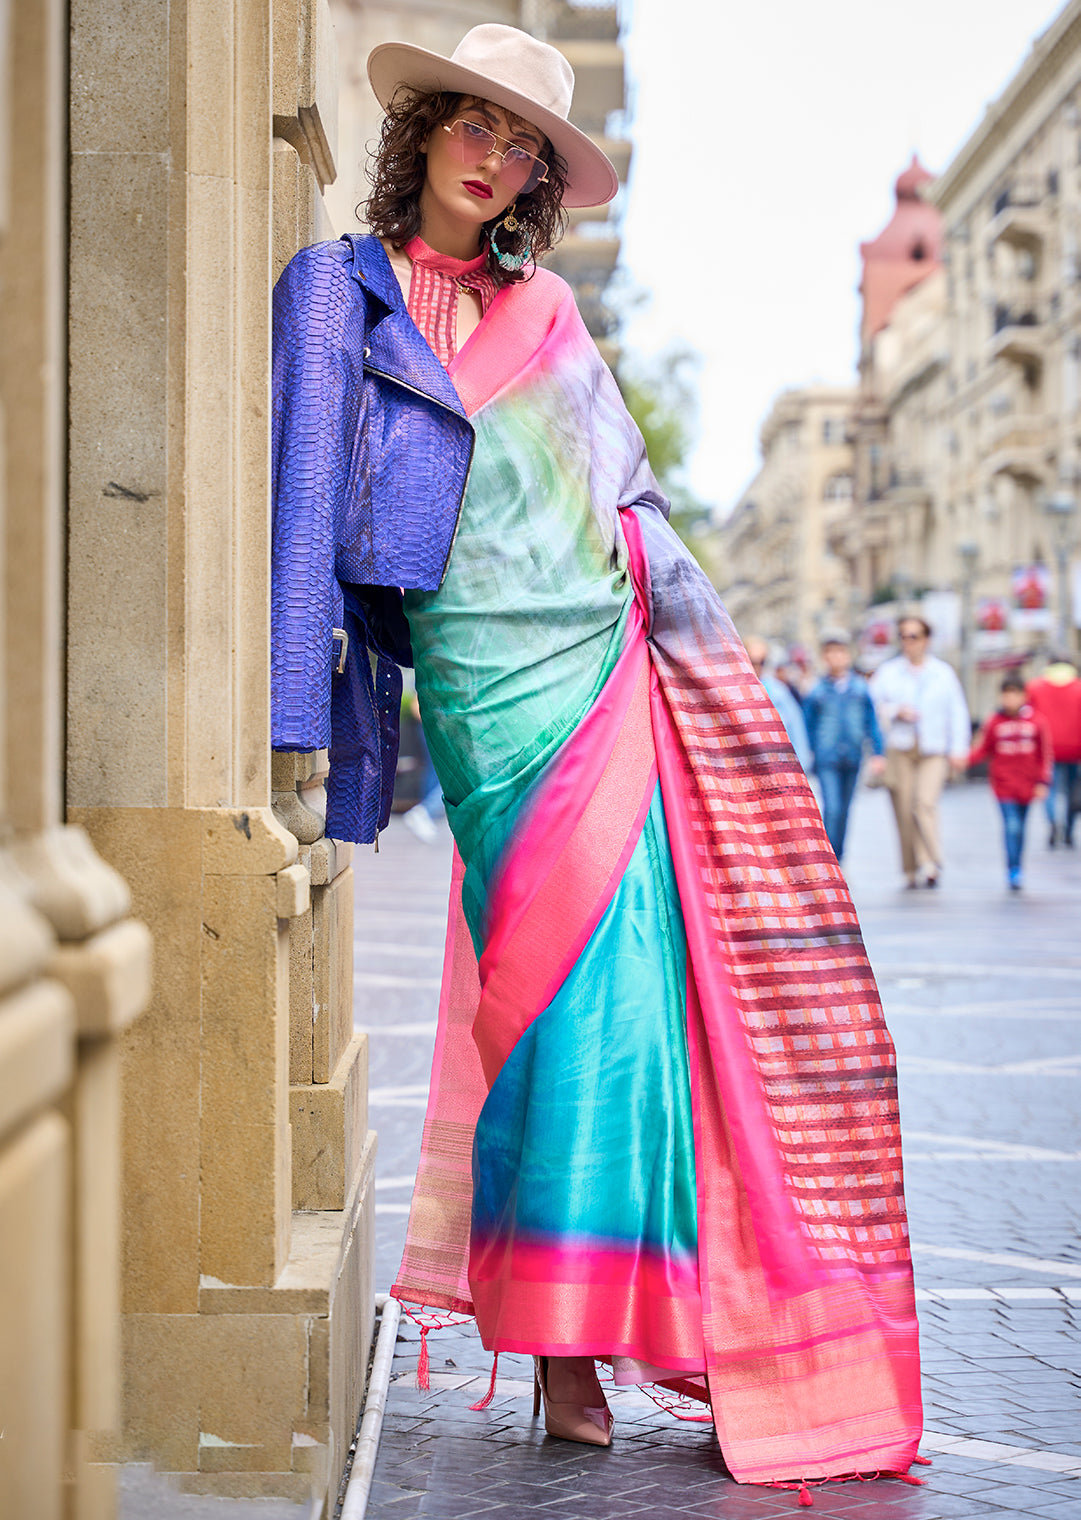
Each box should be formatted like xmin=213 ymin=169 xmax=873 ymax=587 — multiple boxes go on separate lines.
xmin=367 ymin=23 xmax=619 ymax=210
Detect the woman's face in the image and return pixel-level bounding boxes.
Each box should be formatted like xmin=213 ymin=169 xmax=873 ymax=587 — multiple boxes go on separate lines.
xmin=419 ymin=97 xmax=546 ymax=242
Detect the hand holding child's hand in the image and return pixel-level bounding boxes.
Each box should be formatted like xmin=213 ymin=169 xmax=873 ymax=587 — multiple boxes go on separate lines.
xmin=1033 ymin=783 xmax=1049 ymax=800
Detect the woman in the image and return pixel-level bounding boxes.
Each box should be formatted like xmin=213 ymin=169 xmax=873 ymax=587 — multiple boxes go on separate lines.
xmin=271 ymin=23 xmax=923 ymax=1493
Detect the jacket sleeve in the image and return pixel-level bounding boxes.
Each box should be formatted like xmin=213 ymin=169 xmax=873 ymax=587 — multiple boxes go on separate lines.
xmin=270 ymin=244 xmax=363 ymax=751
xmin=864 ymin=687 xmax=885 ymax=756
xmin=1036 ymin=713 xmax=1054 ymax=786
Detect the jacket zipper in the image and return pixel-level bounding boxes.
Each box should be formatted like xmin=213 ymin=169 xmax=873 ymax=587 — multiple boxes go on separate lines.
xmin=362 ymin=362 xmax=475 ymax=587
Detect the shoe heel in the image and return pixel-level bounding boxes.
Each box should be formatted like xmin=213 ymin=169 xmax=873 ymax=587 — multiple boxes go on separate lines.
xmin=533 ymin=1358 xmax=543 ymax=1418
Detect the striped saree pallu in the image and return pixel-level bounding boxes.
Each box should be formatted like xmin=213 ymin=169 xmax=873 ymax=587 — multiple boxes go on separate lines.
xmin=392 ymin=277 xmax=922 ymax=1485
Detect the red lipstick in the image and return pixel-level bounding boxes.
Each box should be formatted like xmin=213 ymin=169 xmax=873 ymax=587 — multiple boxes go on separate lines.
xmin=463 ymin=180 xmax=493 ymax=200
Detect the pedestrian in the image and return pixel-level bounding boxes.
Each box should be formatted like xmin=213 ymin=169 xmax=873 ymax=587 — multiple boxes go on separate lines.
xmin=803 ymin=629 xmax=886 ymax=861
xmin=269 ymin=23 xmax=922 ymax=1492
xmin=870 ymin=615 xmax=970 ymax=889
xmin=967 ymin=674 xmax=1052 ymax=890
xmin=744 ymin=636 xmax=813 ymax=772
xmin=1025 ymin=655 xmax=1081 ymax=847
xmin=401 ymin=691 xmax=446 ymax=843
xmin=776 ymin=647 xmax=810 ymax=708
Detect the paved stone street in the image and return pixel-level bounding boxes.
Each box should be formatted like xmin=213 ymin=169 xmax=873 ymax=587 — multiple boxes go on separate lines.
xmin=359 ymin=778 xmax=1081 ymax=1519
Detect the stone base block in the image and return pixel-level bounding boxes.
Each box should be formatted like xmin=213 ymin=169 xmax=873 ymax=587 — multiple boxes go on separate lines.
xmin=290 ymin=1032 xmax=368 ymax=1209
xmin=116 ymin=1142 xmax=376 ymax=1506
xmin=173 ymin=1469 xmax=314 ymax=1501
xmin=0 ymin=1114 xmax=69 ymax=1520
xmin=311 ymin=867 xmax=353 ymax=1085
xmin=65 ymin=1443 xmax=117 ymax=1520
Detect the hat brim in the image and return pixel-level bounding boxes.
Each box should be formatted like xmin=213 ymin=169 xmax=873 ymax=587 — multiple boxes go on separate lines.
xmin=367 ymin=40 xmax=619 ymax=210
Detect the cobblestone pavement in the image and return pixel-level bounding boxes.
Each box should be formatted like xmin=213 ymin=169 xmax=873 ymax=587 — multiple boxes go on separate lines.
xmin=359 ymin=779 xmax=1081 ymax=1518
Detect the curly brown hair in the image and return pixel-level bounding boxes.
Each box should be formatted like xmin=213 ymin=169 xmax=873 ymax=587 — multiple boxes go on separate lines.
xmin=362 ymin=86 xmax=568 ymax=286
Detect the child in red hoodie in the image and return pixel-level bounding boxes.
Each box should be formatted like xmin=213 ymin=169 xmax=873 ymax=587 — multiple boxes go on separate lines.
xmin=968 ymin=674 xmax=1053 ymax=890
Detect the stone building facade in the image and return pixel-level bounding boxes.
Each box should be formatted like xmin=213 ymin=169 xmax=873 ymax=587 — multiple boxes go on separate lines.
xmin=831 ymin=1 xmax=1081 ymax=710
xmin=835 ymin=157 xmax=944 ymax=611
xmin=3 ymin=0 xmax=373 ymax=1515
xmin=719 ymin=386 xmax=857 ymax=652
xmin=1 ymin=1 xmax=153 ymax=1515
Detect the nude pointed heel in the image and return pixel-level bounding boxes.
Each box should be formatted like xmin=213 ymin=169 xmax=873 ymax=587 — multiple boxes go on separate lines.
xmin=533 ymin=1356 xmax=613 ymax=1447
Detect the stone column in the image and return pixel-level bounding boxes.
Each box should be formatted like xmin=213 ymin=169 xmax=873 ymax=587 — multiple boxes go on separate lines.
xmin=65 ymin=0 xmax=374 ymax=1506
xmin=0 ymin=1 xmax=152 ymax=1518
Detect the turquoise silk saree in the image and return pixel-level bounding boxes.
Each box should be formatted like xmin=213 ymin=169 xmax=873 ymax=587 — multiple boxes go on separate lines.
xmin=392 ymin=262 xmax=923 ymax=1488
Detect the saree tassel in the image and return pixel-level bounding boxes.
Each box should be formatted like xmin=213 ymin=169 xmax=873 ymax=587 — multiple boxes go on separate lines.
xmin=416 ymin=1325 xmax=431 ymax=1391
xmin=797 ymin=1482 xmax=814 ymax=1506
xmin=468 ymin=1352 xmax=499 ymax=1411
xmin=912 ymin=1454 xmax=933 ymax=1466
xmin=897 ymin=1473 xmax=926 ymax=1487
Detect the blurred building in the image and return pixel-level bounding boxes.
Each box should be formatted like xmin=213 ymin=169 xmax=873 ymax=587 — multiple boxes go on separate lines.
xmin=927 ymin=0 xmax=1081 ymax=709
xmin=720 ymin=386 xmax=857 ymax=651
xmin=833 ymin=157 xmax=945 ymax=610
xmin=833 ymin=2 xmax=1081 ymax=711
xmin=325 ymin=0 xmax=631 ymax=362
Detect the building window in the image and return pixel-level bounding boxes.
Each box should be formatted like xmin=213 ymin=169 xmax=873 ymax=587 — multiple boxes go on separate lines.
xmin=824 ymin=473 xmax=853 ymax=501
xmin=822 ymin=417 xmax=847 ymax=445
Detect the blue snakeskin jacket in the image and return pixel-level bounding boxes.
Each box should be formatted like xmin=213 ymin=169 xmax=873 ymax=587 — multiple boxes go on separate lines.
xmin=271 ymin=233 xmax=475 ymax=843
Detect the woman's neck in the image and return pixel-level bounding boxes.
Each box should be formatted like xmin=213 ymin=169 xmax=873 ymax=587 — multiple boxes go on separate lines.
xmin=416 ymin=187 xmax=486 ymax=262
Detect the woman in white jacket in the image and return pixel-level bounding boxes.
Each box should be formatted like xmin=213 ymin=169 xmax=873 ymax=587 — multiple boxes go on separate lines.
xmin=870 ymin=614 xmax=971 ymax=887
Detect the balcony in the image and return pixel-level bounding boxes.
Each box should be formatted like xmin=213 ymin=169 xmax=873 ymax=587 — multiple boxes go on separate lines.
xmin=988 ymin=298 xmax=1045 ymax=368
xmin=885 ymin=467 xmax=931 ymax=506
xmin=544 ymin=229 xmax=620 ymax=281
xmin=566 ymin=136 xmax=631 ymax=227
xmin=554 ymin=39 xmax=625 ymax=130
xmin=988 ymin=179 xmax=1048 ymax=250
xmin=986 ymin=414 xmax=1048 ymax=484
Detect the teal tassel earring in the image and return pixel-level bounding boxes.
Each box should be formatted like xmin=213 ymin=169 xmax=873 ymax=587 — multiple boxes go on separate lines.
xmin=489 ymin=204 xmax=531 ymax=271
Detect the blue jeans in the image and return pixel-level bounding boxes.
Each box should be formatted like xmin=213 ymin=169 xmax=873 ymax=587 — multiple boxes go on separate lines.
xmin=817 ymin=762 xmax=860 ymax=860
xmin=999 ymin=800 xmax=1029 ymax=875
xmin=1045 ymin=761 xmax=1079 ymax=839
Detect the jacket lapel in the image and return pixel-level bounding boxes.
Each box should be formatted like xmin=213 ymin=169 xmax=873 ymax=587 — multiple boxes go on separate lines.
xmin=343 ymin=233 xmax=469 ymax=419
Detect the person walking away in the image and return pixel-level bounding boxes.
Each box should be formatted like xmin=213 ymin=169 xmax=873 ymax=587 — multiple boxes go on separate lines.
xmin=968 ymin=674 xmax=1052 ymax=890
xmin=870 ymin=615 xmax=970 ymax=889
xmin=402 ymin=689 xmax=446 ymax=842
xmin=744 ymin=635 xmax=812 ymax=772
xmin=804 ymin=630 xmax=885 ymax=862
xmin=1025 ymin=656 xmax=1081 ymax=847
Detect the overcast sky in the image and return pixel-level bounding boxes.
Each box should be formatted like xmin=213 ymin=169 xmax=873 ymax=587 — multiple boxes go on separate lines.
xmin=618 ymin=0 xmax=1068 ymax=515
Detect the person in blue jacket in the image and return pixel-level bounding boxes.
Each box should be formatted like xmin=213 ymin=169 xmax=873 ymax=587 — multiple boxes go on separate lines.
xmin=744 ymin=636 xmax=812 ymax=773
xmin=803 ymin=630 xmax=885 ymax=862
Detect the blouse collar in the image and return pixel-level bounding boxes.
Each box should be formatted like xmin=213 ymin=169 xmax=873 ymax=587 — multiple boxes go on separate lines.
xmin=403 ymin=235 xmax=489 ymax=278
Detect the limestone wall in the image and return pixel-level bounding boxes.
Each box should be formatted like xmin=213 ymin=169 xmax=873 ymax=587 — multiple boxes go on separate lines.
xmin=0 ymin=1 xmax=152 ymax=1517
xmin=65 ymin=0 xmax=375 ymax=1506
xmin=0 ymin=0 xmax=375 ymax=1514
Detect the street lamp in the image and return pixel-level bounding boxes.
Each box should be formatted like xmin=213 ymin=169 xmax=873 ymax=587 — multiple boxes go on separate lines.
xmin=1045 ymin=491 xmax=1077 ymax=651
xmin=957 ymin=539 xmax=980 ymax=706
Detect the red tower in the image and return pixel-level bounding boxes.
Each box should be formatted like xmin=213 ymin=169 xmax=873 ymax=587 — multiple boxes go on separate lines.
xmin=859 ymin=155 xmax=942 ymax=341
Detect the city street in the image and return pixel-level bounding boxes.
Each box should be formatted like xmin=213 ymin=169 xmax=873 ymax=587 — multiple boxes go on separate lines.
xmin=359 ymin=778 xmax=1081 ymax=1519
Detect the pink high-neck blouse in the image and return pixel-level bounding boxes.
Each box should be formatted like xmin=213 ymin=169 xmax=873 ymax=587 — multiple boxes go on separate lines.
xmin=403 ymin=235 xmax=499 ymax=367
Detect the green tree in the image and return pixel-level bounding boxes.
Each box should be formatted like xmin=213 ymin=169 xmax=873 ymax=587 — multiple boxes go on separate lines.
xmin=617 ymin=346 xmax=714 ymax=550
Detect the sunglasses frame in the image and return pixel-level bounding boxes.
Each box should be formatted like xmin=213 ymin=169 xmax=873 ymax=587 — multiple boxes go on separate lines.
xmin=441 ymin=117 xmax=549 ymax=194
